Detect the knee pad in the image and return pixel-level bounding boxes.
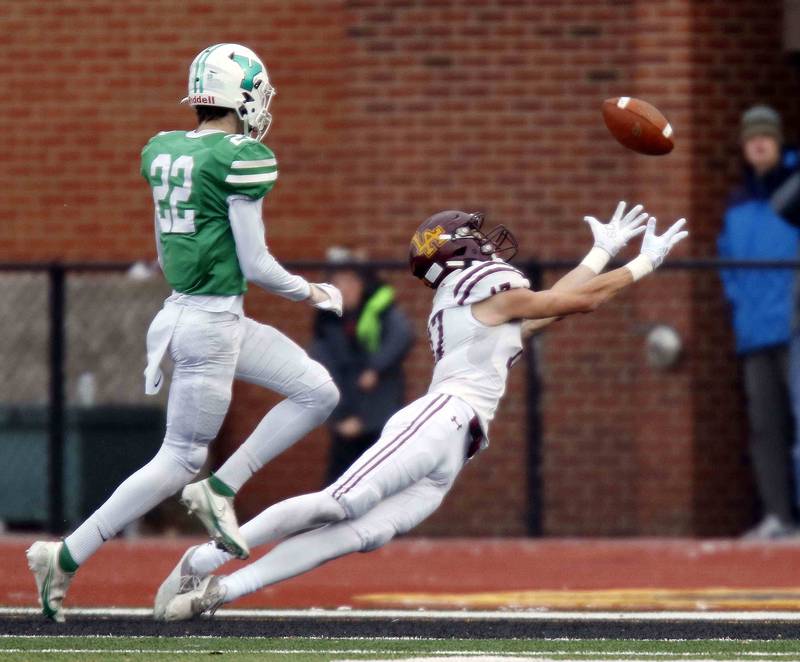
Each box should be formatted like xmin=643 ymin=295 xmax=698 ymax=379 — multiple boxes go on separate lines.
xmin=311 ymin=492 xmax=348 ymax=524
xmin=295 ymin=375 xmax=339 ymax=417
xmin=353 ymin=520 xmax=397 ymax=553
xmin=313 ymin=380 xmax=340 ymax=415
xmin=334 ymin=484 xmax=382 ymax=521
xmin=161 ymin=437 xmax=208 ymax=477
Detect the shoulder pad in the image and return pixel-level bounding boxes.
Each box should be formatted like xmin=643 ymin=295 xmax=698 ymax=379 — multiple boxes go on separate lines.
xmin=140 ymin=132 xmax=170 ymax=177
xmin=222 ymin=137 xmax=278 ymax=199
xmin=142 ymin=131 xmax=167 ymax=152
xmin=450 ymin=262 xmax=529 ymax=306
xmin=226 ymin=134 xmax=274 ymax=158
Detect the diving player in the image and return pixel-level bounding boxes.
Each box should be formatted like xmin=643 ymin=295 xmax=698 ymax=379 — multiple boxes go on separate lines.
xmin=26 ymin=43 xmax=343 ymax=622
xmin=156 ymin=203 xmax=688 ymax=620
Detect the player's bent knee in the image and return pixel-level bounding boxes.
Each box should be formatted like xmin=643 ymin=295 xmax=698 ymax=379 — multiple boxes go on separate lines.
xmin=295 ymin=378 xmax=339 ymax=421
xmin=334 ymin=484 xmax=382 ymax=521
xmin=183 ymin=444 xmax=209 ymax=476
xmin=313 ymin=379 xmax=340 ymax=415
xmin=161 ymin=437 xmax=209 ymax=478
xmin=290 ymin=360 xmax=339 ymax=410
xmin=356 ymin=522 xmax=397 ymax=553
xmin=314 ymin=492 xmax=347 ymax=523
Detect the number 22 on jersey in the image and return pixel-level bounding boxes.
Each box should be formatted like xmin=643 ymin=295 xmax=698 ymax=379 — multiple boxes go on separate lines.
xmin=150 ymin=153 xmax=196 ymax=233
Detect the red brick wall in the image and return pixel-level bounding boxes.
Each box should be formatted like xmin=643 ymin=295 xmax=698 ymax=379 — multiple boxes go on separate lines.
xmin=688 ymin=0 xmax=800 ymax=533
xmin=2 ymin=0 xmax=798 ymax=536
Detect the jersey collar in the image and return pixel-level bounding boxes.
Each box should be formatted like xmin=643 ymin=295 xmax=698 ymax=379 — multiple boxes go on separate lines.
xmin=185 ymin=129 xmax=226 ymax=139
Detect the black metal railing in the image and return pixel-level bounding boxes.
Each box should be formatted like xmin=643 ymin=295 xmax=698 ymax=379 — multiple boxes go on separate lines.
xmin=2 ymin=258 xmax=798 ymax=535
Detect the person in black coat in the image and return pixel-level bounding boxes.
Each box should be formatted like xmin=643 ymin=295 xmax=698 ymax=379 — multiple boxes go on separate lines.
xmin=310 ymin=257 xmax=414 ymax=484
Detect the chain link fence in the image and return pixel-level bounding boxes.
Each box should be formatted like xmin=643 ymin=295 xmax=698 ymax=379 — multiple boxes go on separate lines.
xmin=0 ymin=265 xmax=170 ymax=532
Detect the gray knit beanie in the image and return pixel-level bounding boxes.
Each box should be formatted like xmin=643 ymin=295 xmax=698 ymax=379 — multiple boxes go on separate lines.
xmin=741 ymin=105 xmax=783 ymax=142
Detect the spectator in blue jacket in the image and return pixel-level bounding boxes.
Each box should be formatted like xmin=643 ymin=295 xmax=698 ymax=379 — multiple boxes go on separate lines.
xmin=718 ymin=105 xmax=800 ymax=538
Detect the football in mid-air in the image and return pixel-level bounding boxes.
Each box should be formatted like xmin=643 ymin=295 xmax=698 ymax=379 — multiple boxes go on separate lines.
xmin=602 ymin=97 xmax=674 ymax=156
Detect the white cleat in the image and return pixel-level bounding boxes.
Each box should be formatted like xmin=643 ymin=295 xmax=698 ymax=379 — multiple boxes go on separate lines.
xmin=25 ymin=541 xmax=75 ymax=623
xmin=180 ymin=479 xmax=249 ymax=560
xmin=164 ymin=575 xmax=227 ymax=621
xmin=153 ymin=545 xmax=204 ymax=621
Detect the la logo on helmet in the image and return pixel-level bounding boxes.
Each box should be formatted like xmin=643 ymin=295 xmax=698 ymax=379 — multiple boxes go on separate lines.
xmin=412 ymin=226 xmax=446 ymax=258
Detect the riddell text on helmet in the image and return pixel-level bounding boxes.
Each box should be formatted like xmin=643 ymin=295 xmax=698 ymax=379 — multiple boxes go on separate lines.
xmin=188 ymin=94 xmax=216 ymax=105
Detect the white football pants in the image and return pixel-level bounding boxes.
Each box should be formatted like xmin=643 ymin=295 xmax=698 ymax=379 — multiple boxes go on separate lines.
xmin=188 ymin=392 xmax=475 ymax=602
xmin=64 ymin=306 xmax=338 ymax=566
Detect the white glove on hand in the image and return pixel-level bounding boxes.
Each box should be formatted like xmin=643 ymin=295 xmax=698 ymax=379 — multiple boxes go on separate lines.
xmin=310 ymin=283 xmax=343 ymax=317
xmin=639 ymin=216 xmax=688 ymax=268
xmin=583 ymin=201 xmax=649 ymax=258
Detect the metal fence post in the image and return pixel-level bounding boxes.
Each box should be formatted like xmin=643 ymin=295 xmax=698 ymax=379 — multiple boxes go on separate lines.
xmin=48 ymin=264 xmax=66 ymax=533
xmin=523 ymin=260 xmax=544 ymax=536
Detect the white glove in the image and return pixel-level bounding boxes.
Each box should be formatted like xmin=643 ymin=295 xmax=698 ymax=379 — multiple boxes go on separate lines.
xmin=583 ymin=201 xmax=649 ymax=258
xmin=310 ymin=282 xmax=343 ymax=317
xmin=640 ymin=216 xmax=688 ymax=268
xmin=626 ymin=216 xmax=688 ymax=281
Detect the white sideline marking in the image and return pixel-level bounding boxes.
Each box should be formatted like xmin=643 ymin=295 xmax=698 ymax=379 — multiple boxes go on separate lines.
xmin=340 ymin=659 xmax=800 ymax=662
xmin=0 ymin=634 xmax=445 ymax=640
xmin=3 ymin=606 xmax=800 ymax=621
xmin=338 ymin=659 xmax=552 ymax=662
xmin=0 ymin=635 xmax=756 ymax=643
xmin=0 ymin=650 xmax=798 ymax=659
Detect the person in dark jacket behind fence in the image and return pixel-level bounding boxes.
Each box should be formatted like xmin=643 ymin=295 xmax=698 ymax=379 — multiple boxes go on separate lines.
xmin=718 ymin=105 xmax=800 ymax=538
xmin=311 ymin=249 xmax=414 ymax=484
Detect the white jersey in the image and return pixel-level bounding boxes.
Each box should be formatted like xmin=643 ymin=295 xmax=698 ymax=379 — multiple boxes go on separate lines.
xmin=426 ymin=260 xmax=530 ymax=448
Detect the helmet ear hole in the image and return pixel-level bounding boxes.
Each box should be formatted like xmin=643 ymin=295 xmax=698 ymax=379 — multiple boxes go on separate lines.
xmin=452 ymin=246 xmax=467 ymax=256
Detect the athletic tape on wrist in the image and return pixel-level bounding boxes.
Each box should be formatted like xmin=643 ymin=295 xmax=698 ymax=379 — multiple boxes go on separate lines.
xmin=626 ymin=254 xmax=655 ymax=282
xmin=580 ymin=246 xmax=611 ymax=274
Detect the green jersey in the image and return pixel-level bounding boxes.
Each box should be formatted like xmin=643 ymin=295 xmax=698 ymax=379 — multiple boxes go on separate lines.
xmin=140 ymin=130 xmax=278 ymax=296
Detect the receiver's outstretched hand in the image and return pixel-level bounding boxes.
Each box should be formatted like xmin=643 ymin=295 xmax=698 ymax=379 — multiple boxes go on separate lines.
xmin=639 ymin=217 xmax=688 ymax=269
xmin=583 ymin=200 xmax=649 ymax=257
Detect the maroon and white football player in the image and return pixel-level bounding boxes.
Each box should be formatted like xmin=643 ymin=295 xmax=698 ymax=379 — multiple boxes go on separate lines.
xmin=156 ymin=203 xmax=687 ymax=620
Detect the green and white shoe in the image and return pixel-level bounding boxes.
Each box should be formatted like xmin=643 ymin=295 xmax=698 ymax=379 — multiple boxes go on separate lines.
xmin=164 ymin=575 xmax=227 ymax=621
xmin=26 ymin=541 xmax=75 ymax=623
xmin=180 ymin=479 xmax=249 ymax=560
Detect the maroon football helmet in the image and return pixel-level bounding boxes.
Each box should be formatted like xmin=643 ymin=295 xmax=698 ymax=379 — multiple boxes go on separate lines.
xmin=409 ymin=210 xmax=518 ymax=288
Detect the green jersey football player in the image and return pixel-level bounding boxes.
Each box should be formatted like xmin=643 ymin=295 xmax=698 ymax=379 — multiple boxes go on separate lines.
xmin=27 ymin=43 xmax=342 ymax=622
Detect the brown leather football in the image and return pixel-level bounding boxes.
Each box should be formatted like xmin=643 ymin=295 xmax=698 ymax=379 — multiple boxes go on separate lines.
xmin=602 ymin=97 xmax=674 ymax=156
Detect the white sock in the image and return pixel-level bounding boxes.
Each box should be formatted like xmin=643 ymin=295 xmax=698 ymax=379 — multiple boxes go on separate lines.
xmin=188 ymin=492 xmax=346 ymax=576
xmin=189 ymin=542 xmax=232 ymax=576
xmin=214 ymin=389 xmax=333 ymax=492
xmin=64 ymin=447 xmax=194 ymax=566
xmin=220 ymin=523 xmax=362 ymax=602
xmin=241 ymin=492 xmax=346 ymax=547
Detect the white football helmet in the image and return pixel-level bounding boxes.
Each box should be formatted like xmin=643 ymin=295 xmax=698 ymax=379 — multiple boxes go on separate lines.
xmin=183 ymin=43 xmax=276 ymax=141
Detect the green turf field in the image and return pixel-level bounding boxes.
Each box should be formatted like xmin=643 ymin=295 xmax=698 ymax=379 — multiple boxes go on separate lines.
xmin=1 ymin=637 xmax=799 ymax=661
